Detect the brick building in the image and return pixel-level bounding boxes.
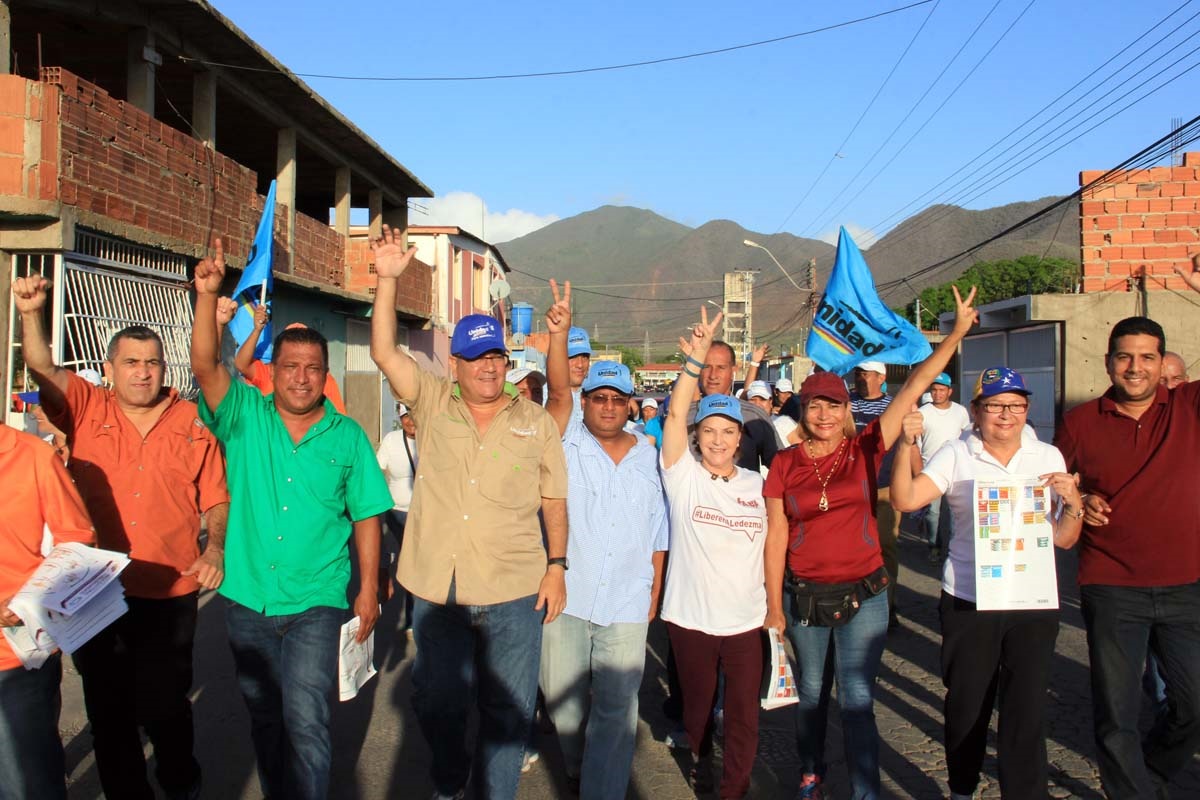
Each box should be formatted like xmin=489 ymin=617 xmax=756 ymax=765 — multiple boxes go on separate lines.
xmin=0 ymin=0 xmax=434 ymax=444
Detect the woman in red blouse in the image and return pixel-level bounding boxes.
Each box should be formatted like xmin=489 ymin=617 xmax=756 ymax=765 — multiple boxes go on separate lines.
xmin=762 ymin=287 xmax=978 ymax=800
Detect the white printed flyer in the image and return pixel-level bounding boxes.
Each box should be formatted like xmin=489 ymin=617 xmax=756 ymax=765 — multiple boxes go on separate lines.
xmin=973 ymin=477 xmax=1059 ymax=611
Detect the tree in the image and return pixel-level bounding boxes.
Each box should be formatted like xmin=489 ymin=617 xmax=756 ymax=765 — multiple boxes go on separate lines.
xmin=906 ymin=255 xmax=1080 ymax=322
xmin=592 ymin=343 xmax=644 ymax=369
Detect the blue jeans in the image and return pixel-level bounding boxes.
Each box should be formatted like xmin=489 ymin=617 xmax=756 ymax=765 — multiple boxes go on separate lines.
xmin=924 ymin=497 xmax=949 ymax=551
xmin=412 ymin=581 xmax=543 ymax=800
xmin=225 ymin=601 xmax=344 ymax=800
xmin=785 ymin=589 xmax=888 ymax=800
xmin=539 ymin=613 xmax=648 ymax=800
xmin=0 ymin=655 xmax=66 ymax=800
xmin=1081 ymin=581 xmax=1200 ymax=800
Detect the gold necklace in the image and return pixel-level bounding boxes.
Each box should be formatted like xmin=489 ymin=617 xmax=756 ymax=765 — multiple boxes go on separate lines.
xmin=805 ymin=437 xmax=847 ymax=511
xmin=703 ymin=463 xmax=735 ymax=482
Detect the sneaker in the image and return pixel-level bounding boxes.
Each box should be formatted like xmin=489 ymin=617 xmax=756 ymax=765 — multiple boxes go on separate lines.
xmin=520 ymin=748 xmax=540 ymax=773
xmin=665 ymin=727 xmax=690 ymax=750
xmin=797 ymin=773 xmax=824 ymax=799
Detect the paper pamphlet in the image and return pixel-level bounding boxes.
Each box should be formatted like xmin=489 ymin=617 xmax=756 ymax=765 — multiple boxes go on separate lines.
xmin=2 ymin=543 xmax=130 ymax=668
xmin=339 ymin=615 xmax=378 ymax=701
xmin=760 ymin=628 xmax=799 ymax=710
xmin=973 ymin=477 xmax=1059 ymax=611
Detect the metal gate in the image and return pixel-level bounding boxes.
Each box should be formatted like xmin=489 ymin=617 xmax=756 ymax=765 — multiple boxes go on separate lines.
xmin=960 ymin=322 xmax=1062 ymax=442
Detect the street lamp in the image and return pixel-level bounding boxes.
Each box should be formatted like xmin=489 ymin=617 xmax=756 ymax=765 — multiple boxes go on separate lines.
xmin=742 ymin=239 xmax=813 ymax=293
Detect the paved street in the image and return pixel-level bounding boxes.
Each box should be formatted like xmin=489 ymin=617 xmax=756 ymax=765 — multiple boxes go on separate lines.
xmin=60 ymin=532 xmax=1200 ymax=799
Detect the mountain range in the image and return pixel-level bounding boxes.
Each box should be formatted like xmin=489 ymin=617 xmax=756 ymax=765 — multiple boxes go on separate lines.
xmin=498 ymin=199 xmax=1080 ymax=355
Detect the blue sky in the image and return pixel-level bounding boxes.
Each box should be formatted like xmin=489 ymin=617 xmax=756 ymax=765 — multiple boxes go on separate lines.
xmin=212 ymin=0 xmax=1198 ymax=243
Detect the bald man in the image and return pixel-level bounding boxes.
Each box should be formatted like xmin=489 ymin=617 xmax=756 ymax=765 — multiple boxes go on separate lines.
xmin=1162 ymin=351 xmax=1189 ymax=389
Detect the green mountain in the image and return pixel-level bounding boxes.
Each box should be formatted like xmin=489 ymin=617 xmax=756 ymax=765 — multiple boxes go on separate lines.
xmin=499 ymin=199 xmax=1080 ymax=354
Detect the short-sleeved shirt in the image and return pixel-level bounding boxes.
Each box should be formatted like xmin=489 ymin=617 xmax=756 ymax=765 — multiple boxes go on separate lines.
xmin=851 ymin=391 xmax=895 ymax=487
xmin=660 ymin=453 xmax=767 ymax=636
xmin=200 ymin=379 xmax=393 ymax=614
xmin=763 ymin=421 xmax=886 ymax=584
xmin=0 ymin=425 xmax=96 ymax=670
xmin=49 ymin=372 xmax=229 ymax=598
xmin=399 ymin=369 xmax=569 ymax=606
xmin=561 ymin=418 xmax=668 ymax=626
xmin=923 ymin=434 xmax=1067 ymax=602
xmin=247 ymin=359 xmax=346 ymax=414
xmin=377 ymin=431 xmax=418 ymax=512
xmin=1055 ymin=382 xmax=1200 ymax=586
xmin=643 ymin=415 xmax=665 ymax=451
xmin=918 ymin=401 xmax=972 ymax=461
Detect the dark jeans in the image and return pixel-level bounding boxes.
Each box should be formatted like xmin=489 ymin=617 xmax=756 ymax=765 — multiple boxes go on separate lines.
xmin=1080 ymin=581 xmax=1200 ymax=800
xmin=0 ymin=655 xmax=67 ymax=800
xmin=411 ymin=579 xmax=543 ymax=800
xmin=73 ymin=592 xmax=200 ymax=800
xmin=666 ymin=623 xmax=762 ymax=800
xmin=939 ymin=591 xmax=1059 ymax=798
xmin=225 ymin=601 xmax=344 ymax=800
xmin=383 ymin=510 xmax=414 ymax=628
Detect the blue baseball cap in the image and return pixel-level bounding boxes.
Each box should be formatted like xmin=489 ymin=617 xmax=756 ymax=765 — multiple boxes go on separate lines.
xmin=932 ymin=372 xmax=953 ymax=387
xmin=582 ymin=362 xmax=634 ymax=395
xmin=567 ymin=327 xmax=592 ymax=358
xmin=694 ymin=393 xmax=744 ymax=426
xmin=450 ymin=314 xmax=507 ymax=360
xmin=973 ymin=367 xmax=1032 ymax=400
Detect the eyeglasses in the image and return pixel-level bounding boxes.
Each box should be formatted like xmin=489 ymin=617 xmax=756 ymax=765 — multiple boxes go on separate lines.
xmin=462 ymin=353 xmax=507 ymax=368
xmin=979 ymin=402 xmax=1029 ymax=415
xmin=585 ymin=393 xmax=629 ymax=406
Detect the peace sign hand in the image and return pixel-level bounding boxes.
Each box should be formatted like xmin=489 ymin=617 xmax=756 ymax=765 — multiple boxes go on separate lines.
xmin=679 ymin=305 xmax=723 ymax=360
xmin=951 ymin=285 xmax=979 ymax=336
xmin=545 ymin=279 xmax=572 ymax=334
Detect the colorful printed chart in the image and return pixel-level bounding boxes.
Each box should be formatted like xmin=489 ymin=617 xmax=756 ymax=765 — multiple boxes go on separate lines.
xmin=760 ymin=628 xmax=799 ymax=709
xmin=973 ymin=477 xmax=1059 ymax=611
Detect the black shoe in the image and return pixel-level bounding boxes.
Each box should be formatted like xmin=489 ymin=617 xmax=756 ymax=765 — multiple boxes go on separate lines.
xmin=566 ymin=774 xmax=581 ymax=796
xmin=690 ymin=759 xmax=715 ymax=794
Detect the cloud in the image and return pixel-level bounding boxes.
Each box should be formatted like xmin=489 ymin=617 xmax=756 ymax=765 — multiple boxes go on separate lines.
xmin=414 ymin=191 xmax=558 ymax=243
xmin=815 ymin=221 xmax=877 ymax=248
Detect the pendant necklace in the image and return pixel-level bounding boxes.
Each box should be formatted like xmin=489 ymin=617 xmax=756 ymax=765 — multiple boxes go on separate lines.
xmin=805 ymin=437 xmax=847 ymax=511
xmin=703 ymin=464 xmax=734 ymax=482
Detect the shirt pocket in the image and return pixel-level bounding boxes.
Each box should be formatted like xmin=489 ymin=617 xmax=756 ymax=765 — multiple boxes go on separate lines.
xmin=478 ymin=434 xmax=541 ymax=510
xmin=306 ymin=447 xmax=352 ymax=497
xmin=422 ymin=418 xmax=471 ymax=474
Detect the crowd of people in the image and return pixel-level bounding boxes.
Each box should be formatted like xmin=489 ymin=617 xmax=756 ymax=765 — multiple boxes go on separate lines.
xmin=1 ymin=233 xmax=1199 ymax=800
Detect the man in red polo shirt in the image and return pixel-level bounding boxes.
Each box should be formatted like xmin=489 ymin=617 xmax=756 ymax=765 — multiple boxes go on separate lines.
xmin=14 ymin=275 xmax=229 ymax=800
xmin=1055 ymin=291 xmax=1200 ymax=798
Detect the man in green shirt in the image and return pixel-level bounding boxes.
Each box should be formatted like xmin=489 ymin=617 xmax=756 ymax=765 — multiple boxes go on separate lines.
xmin=190 ymin=239 xmax=393 ymax=800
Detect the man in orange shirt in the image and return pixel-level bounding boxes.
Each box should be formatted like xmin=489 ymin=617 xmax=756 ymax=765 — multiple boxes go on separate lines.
xmin=0 ymin=420 xmax=95 ymax=800
xmin=14 ymin=275 xmax=230 ymax=800
xmin=233 ymin=302 xmax=347 ymax=413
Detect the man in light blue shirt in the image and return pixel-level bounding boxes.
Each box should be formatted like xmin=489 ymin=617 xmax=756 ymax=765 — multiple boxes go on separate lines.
xmin=541 ymin=282 xmax=668 ymax=798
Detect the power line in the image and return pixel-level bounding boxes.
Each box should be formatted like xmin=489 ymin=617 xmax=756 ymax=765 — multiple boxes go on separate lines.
xmin=176 ymin=2 xmax=934 ymax=82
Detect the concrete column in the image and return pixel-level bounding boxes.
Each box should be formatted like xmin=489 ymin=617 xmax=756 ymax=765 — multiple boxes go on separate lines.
xmin=192 ymin=71 xmax=217 ymax=148
xmin=0 ymin=2 xmax=12 ymax=75
xmin=382 ymin=202 xmax=408 ymax=246
xmin=368 ymin=188 xmax=383 ymax=239
xmin=126 ymin=28 xmax=157 ymax=115
xmin=334 ymin=166 xmax=351 ymax=237
xmin=276 ymin=127 xmax=297 ymax=268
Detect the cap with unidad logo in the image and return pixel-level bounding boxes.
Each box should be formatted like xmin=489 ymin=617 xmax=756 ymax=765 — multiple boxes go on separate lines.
xmin=567 ymin=327 xmax=592 ymax=358
xmin=582 ymin=362 xmax=634 ymax=395
xmin=694 ymin=393 xmax=744 ymax=426
xmin=774 ymin=378 xmax=794 ymax=394
xmin=745 ymin=380 xmax=772 ymax=401
xmin=451 ymin=314 xmax=507 ymax=360
xmin=973 ymin=367 xmax=1032 ymax=399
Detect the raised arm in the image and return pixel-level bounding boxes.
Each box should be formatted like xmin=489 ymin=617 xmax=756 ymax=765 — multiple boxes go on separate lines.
xmin=890 ymin=408 xmax=944 ymax=512
xmin=662 ymin=307 xmax=723 ymax=469
xmin=369 ymin=224 xmax=422 ymax=402
xmin=744 ymin=342 xmax=769 ymax=385
xmin=878 ymin=285 xmax=978 ymax=449
xmin=13 ymin=275 xmax=69 ymax=401
xmin=190 ymin=238 xmax=232 ymax=413
xmin=234 ymin=303 xmax=269 ymax=378
xmin=544 ymin=279 xmax=574 ymax=435
xmin=1173 ymin=253 xmax=1200 ymax=293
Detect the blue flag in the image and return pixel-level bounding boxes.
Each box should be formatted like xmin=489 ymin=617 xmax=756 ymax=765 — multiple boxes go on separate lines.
xmin=228 ymin=180 xmax=276 ymax=362
xmin=805 ymin=226 xmax=932 ymax=374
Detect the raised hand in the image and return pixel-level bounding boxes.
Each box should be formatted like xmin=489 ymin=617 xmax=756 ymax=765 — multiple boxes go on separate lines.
xmin=215 ymin=297 xmax=238 ymax=326
xmin=901 ymin=406 xmax=924 ymax=446
xmin=951 ymin=285 xmax=979 ymax=335
xmin=1173 ymin=254 xmax=1200 ymax=293
xmin=252 ymin=303 xmax=269 ymax=330
xmin=12 ymin=274 xmax=51 ymax=313
xmin=1040 ymin=471 xmax=1083 ymax=509
xmin=680 ymin=305 xmax=723 ymax=359
xmin=752 ymin=343 xmax=771 ymax=363
xmin=370 ymin=224 xmax=418 ymax=279
xmin=545 ymin=279 xmax=572 ymax=334
xmin=193 ymin=237 xmax=226 ymax=296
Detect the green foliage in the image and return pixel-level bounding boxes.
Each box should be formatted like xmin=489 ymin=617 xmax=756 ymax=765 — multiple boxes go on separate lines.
xmin=593 ymin=343 xmax=645 ymax=369
xmin=905 ymin=255 xmax=1080 ymax=322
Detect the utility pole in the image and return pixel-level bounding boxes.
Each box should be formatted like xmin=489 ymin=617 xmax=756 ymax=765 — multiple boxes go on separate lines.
xmin=643 ymin=330 xmax=651 ymax=364
xmin=915 ymin=296 xmax=922 ymax=330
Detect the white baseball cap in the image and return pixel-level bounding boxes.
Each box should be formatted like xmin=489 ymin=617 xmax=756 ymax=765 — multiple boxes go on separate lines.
xmin=506 ymin=367 xmax=532 ymax=385
xmin=774 ymin=378 xmax=794 ymax=393
xmin=396 ymin=403 xmax=410 ymax=417
xmin=855 ymin=361 xmax=887 ymax=375
xmin=745 ymin=380 xmax=772 ymax=401
xmin=642 ymin=398 xmax=658 ymax=409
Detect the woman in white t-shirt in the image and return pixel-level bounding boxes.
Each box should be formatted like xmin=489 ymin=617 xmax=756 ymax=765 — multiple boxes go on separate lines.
xmin=660 ymin=309 xmax=767 ymax=800
xmin=890 ymin=367 xmax=1083 ymax=800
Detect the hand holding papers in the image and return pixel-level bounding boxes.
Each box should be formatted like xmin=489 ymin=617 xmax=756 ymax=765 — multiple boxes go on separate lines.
xmin=760 ymin=628 xmax=799 ymax=710
xmin=339 ymin=614 xmax=378 ymax=701
xmin=2 ymin=543 xmax=130 ymax=668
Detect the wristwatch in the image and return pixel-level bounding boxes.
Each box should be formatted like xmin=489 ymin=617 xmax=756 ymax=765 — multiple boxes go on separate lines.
xmin=548 ymin=557 xmax=570 ymax=571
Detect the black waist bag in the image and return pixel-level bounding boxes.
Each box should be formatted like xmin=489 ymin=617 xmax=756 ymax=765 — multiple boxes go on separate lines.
xmin=784 ymin=565 xmax=890 ymax=628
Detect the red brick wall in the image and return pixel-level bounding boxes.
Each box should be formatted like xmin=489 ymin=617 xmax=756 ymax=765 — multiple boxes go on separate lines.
xmin=344 ymin=235 xmax=432 ymax=318
xmin=1079 ymin=152 xmax=1200 ymax=292
xmin=0 ymin=74 xmax=60 ymax=202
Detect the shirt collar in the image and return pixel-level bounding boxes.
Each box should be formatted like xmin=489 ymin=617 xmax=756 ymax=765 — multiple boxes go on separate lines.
xmin=451 ymin=382 xmax=519 ymax=401
xmin=1097 ymin=383 xmax=1168 ymax=414
xmin=964 ymin=431 xmax=1034 ymax=466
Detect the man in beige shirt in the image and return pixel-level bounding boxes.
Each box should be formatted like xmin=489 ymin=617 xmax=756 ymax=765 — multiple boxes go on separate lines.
xmin=369 ymin=225 xmax=569 ymax=800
